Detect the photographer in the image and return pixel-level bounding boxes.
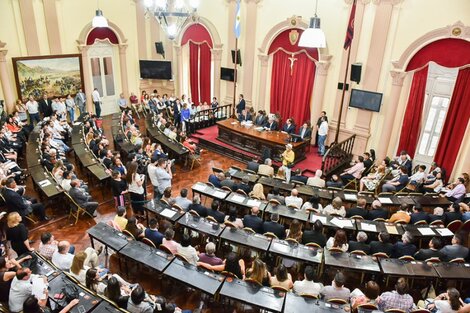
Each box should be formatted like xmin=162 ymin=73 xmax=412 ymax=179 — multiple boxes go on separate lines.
xmin=148 ymin=158 xmax=172 ymax=201
xmin=126 ymin=161 xmax=146 ymax=218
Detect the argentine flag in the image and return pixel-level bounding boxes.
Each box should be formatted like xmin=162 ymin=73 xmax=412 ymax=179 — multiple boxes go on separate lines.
xmin=234 ymin=0 xmax=241 ymax=38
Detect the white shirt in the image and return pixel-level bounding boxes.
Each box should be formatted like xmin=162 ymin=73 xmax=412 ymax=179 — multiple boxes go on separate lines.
xmin=26 ymin=100 xmax=39 ymax=114
xmin=128 ymin=173 xmax=145 ymax=194
xmin=52 ymin=251 xmax=74 ymax=270
xmin=409 ymin=171 xmax=426 ymax=183
xmin=318 ymin=121 xmax=328 ymax=136
xmin=285 ymin=195 xmax=303 ymax=209
xmin=307 ymin=176 xmax=325 ymax=188
xmin=9 ymin=275 xmax=41 ymax=312
xmin=92 ymin=89 xmax=101 ymax=102
xmin=293 ymin=279 xmax=322 ymax=296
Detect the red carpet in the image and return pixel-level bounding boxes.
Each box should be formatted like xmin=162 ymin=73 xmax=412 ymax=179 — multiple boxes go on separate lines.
xmin=191 ymin=125 xmax=323 ymax=176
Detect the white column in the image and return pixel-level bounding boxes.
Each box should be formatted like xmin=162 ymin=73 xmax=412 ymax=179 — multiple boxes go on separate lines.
xmin=257 ymin=54 xmax=269 ymax=112
xmin=174 ymin=45 xmax=183 ymax=97
xmin=77 ymin=45 xmax=94 ymax=113
xmin=119 ymin=44 xmax=129 ymax=98
xmin=0 ymin=42 xmax=15 ymax=113
xmin=212 ymin=45 xmax=223 ymax=100
xmin=310 ymin=59 xmax=331 ymax=125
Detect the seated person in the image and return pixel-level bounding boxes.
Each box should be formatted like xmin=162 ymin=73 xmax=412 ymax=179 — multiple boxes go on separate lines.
xmin=302 ymin=220 xmax=326 ymax=247
xmin=238 ymin=109 xmax=252 ymax=123
xmin=236 ymin=177 xmax=252 ymax=194
xmin=262 ymin=213 xmax=285 ymax=239
xmin=442 ymin=177 xmax=466 ymax=203
xmin=348 ymin=231 xmax=370 ymax=254
xmin=254 ymin=110 xmax=268 ymax=127
xmin=69 ymin=179 xmax=98 ymax=217
xmin=367 ymin=200 xmax=389 ymax=220
xmin=391 ymin=151 xmax=413 ymax=176
xmin=113 ymin=206 xmax=128 ymax=231
xmin=144 ymin=218 xmax=164 ymax=247
xmin=198 ymin=242 xmax=223 ymax=266
xmin=306 ymin=170 xmax=325 ymax=188
xmin=421 ymin=171 xmax=444 ymax=193
xmin=269 ymin=265 xmax=293 ymax=290
xmin=281 ymin=118 xmax=295 ymax=134
xmin=298 ymin=121 xmax=312 ymax=141
xmin=198 ymin=252 xmax=246 ymax=280
xmin=225 ymin=207 xmax=244 ymax=228
xmin=187 ymin=195 xmax=207 ymax=217
xmin=408 ymin=164 xmax=427 ymax=187
xmin=258 ymin=158 xmax=274 ymax=177
xmin=267 ymin=187 xmax=285 ymax=205
xmin=369 ymin=232 xmax=393 ymax=256
xmin=326 ymin=174 xmax=344 ymax=189
xmin=429 ymin=206 xmax=445 ymax=224
xmin=293 ymin=265 xmax=321 ymax=296
xmin=326 ymin=229 xmax=349 ymax=252
xmin=51 ymin=241 xmax=74 ymax=270
xmin=127 ymin=284 xmax=155 ymax=313
xmin=391 ymin=231 xmax=416 ymax=258
xmin=174 ymin=188 xmax=192 ymax=211
xmin=285 ymin=189 xmax=303 ymax=209
xmin=249 ymin=183 xmax=266 ymax=200
xmin=414 ymin=236 xmax=444 ymax=261
xmin=409 ymin=204 xmax=430 ymax=224
xmin=439 ymin=233 xmax=469 ymax=261
xmin=377 ymin=277 xmax=414 ymax=313
xmin=206 ymin=200 xmax=226 ymax=223
xmin=38 ymin=232 xmax=74 ymax=260
xmin=243 ymin=206 xmax=263 ymax=234
xmin=388 ymin=204 xmax=411 ymax=224
xmin=247 ymin=159 xmax=260 ymax=173
xmin=301 ymin=195 xmax=323 ymax=212
xmin=264 ymin=116 xmax=278 ymax=131
xmin=176 ymin=234 xmax=198 ymax=265
xmin=426 ymin=288 xmax=463 ymax=313
xmin=220 ymin=172 xmax=236 ymax=191
xmin=351 ymin=281 xmax=380 ymax=311
xmin=360 ymin=164 xmax=386 ymax=192
xmin=320 ymin=272 xmax=351 ymax=301
xmin=346 ymin=197 xmax=368 ymax=219
xmin=161 ymin=228 xmax=180 ymax=255
xmin=382 ymin=166 xmax=409 ymax=192
xmin=444 ymin=203 xmax=463 ymax=225
xmin=9 ymin=268 xmax=48 ymax=313
xmin=125 ymin=216 xmax=145 ymax=239
xmin=289 ymin=169 xmax=308 ymax=185
xmin=322 ymin=197 xmax=346 ymax=217
xmin=340 ymin=156 xmax=365 ymax=183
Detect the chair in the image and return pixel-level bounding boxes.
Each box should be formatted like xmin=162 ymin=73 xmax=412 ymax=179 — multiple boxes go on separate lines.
xmin=175 ymin=253 xmax=191 ymax=263
xmin=224 ymin=220 xmax=237 ymax=228
xmin=244 ymin=169 xmax=256 ymax=175
xmin=424 ymin=192 xmax=438 ymax=196
xmin=206 ymin=216 xmax=218 ymax=223
xmin=350 ymin=250 xmax=367 ymax=256
xmin=263 ymin=232 xmax=278 ymax=239
xmin=236 ymin=189 xmax=248 ymax=196
xmin=231 ymin=166 xmax=242 ymax=171
xmin=122 ymin=229 xmax=135 ymax=240
xmin=159 ymin=244 xmax=174 ymax=255
xmin=306 ymin=242 xmax=321 ymax=249
xmin=221 ymin=271 xmax=239 ymax=279
xmin=350 ymin=215 xmax=364 ymax=220
xmin=394 ymin=219 xmax=408 ymax=224
xmin=430 ymin=220 xmax=444 ymax=227
xmin=327 ymin=186 xmax=343 ymax=191
xmin=65 ymin=193 xmax=94 ymax=225
xmin=461 ymin=219 xmax=470 ymax=232
xmin=398 ymin=255 xmax=415 ymax=261
xmin=385 ymin=309 xmax=406 ymax=313
xmin=141 ymin=237 xmax=156 ymax=248
xmin=447 ymin=220 xmax=462 ymax=233
xmin=414 ymin=220 xmax=428 ymax=225
xmin=357 ymin=304 xmax=378 ymax=311
xmin=221 ymin=186 xmax=232 ymax=192
xmin=286 ymin=238 xmax=299 ymax=245
xmin=424 ymin=257 xmax=440 ymax=264
xmin=189 ymin=152 xmax=202 ymax=170
xmin=212 ymin=167 xmax=224 ymax=174
xmin=378 ymin=192 xmax=393 ymax=196
xmin=373 ymin=218 xmax=386 ymax=222
xmin=328 ymin=247 xmax=344 ymax=253
xmin=291 ymin=180 xmax=305 ymax=185
xmin=327 ymin=298 xmax=348 ymax=305
xmin=160 ymin=198 xmax=170 ymax=206
xmin=272 ymin=285 xmax=289 ymax=293
xmin=189 ymin=210 xmax=200 ymax=217
xmin=268 ymin=199 xmax=281 ymax=206
xmin=449 ymin=258 xmax=465 ymax=263
xmin=206 ymin=182 xmax=215 ymax=188
xmin=358 ymin=191 xmax=374 ymax=197
xmin=287 ymin=204 xmax=299 ymax=210
xmin=373 ymin=252 xmax=389 ymax=259
xmin=244 ymin=278 xmax=263 ymax=287
xmin=410 ymin=310 xmax=431 ymax=313
xmin=243 ymin=227 xmax=255 ymax=234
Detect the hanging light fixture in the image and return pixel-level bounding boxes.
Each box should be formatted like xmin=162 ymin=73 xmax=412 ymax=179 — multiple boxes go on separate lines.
xmin=92 ymin=0 xmax=108 ymax=28
xmin=299 ymin=0 xmax=326 ymax=48
xmin=144 ymin=0 xmax=199 ymax=40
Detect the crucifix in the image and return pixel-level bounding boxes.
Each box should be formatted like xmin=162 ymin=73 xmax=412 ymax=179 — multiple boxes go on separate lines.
xmin=288 ymin=53 xmax=297 ymax=75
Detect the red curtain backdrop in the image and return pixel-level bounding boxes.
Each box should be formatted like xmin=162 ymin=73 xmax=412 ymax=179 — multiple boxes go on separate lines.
xmin=270 ymin=50 xmax=316 ymax=129
xmin=433 ymin=67 xmax=470 ymax=176
xmin=396 ymin=66 xmax=429 ymax=158
xmin=199 ymin=43 xmax=211 ymax=104
xmin=86 ymin=27 xmax=119 ymax=45
xmin=189 ymin=42 xmax=200 ymax=105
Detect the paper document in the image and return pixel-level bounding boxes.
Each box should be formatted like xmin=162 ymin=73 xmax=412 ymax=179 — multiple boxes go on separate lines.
xmin=435 ymin=228 xmax=453 ymax=236
xmin=360 ymin=222 xmax=377 ymax=232
xmin=418 ymin=227 xmax=435 ymax=236
xmin=310 ymin=215 xmax=327 ymax=224
xmin=160 ymin=209 xmax=177 ymax=218
xmin=229 ymin=168 xmax=237 ymax=176
xmin=378 ymin=197 xmax=393 ymax=204
xmin=231 ymin=195 xmax=245 ymax=203
xmin=385 ymin=225 xmax=398 ymax=234
xmin=73 ymin=122 xmax=82 ymax=126
xmin=38 ymin=179 xmax=51 ymax=187
xmin=214 ymin=191 xmax=227 ymax=198
xmin=31 ymin=276 xmax=47 ymax=300
xmin=193 ymin=183 xmax=207 ymax=192
xmin=344 ymin=194 xmax=357 ymax=201
xmin=247 ymin=199 xmax=260 ymax=207
xmin=330 ymin=217 xmax=353 ymax=229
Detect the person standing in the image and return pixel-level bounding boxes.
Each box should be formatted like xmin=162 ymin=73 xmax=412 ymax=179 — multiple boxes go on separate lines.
xmin=15 ymin=100 xmax=28 ymax=125
xmin=92 ymin=88 xmax=101 ymax=118
xmin=65 ymin=94 xmax=76 ymax=123
xmin=38 ymin=93 xmax=53 ymax=118
xmin=236 ymin=94 xmax=245 ymax=115
xmin=25 ymin=96 xmax=40 ymax=125
xmin=317 ymin=116 xmax=328 ymax=156
xmin=180 ymin=103 xmax=191 ymax=132
xmin=281 ymin=144 xmax=295 ymax=182
xmin=315 ymin=111 xmax=328 ymax=146
xmin=75 ymin=88 xmax=86 ymax=115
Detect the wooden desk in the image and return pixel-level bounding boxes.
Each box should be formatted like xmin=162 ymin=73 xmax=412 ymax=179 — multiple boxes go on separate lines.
xmin=217 ymin=118 xmax=308 ymax=164
xmin=177 ymin=213 xmax=226 ymax=237
xmin=269 ymin=239 xmax=323 ymax=264
xmin=220 ymin=227 xmax=272 ymax=252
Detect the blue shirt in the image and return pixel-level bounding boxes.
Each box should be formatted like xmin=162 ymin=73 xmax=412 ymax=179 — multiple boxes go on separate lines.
xmin=144 ymin=228 xmax=164 ymax=247
xmin=181 ymin=108 xmax=190 ymax=122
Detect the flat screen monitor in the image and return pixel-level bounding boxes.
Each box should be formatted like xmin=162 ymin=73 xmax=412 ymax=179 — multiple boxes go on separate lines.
xmin=349 ymin=88 xmax=383 ymax=112
xmin=220 ymin=67 xmax=235 ymax=82
xmin=139 ymin=60 xmax=172 ymax=80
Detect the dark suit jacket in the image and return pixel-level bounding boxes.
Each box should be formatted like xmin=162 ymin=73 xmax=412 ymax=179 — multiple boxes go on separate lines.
xmin=428 ymin=214 xmax=445 ymax=224
xmin=2 ymin=187 xmax=29 ymax=215
xmin=221 ymin=179 xmax=237 ymax=191
xmin=144 ymin=228 xmax=164 ymax=247
xmin=391 ymin=242 xmax=417 ymax=258
xmin=69 ymin=187 xmax=90 ymax=207
xmin=414 ymin=248 xmax=444 ymax=261
xmin=346 ymin=207 xmax=368 ymax=219
xmin=38 ymin=99 xmax=53 ymax=117
xmin=298 ymin=127 xmax=312 ymax=140
xmin=363 ymin=159 xmax=373 ymax=172
xmin=445 ymin=212 xmax=462 ymax=225
xmin=410 ymin=212 xmax=430 ymax=224
xmin=237 ymin=183 xmax=252 ymax=194
xmin=207 ymin=209 xmax=226 ymax=223
xmin=243 ymin=215 xmax=264 ymax=234
xmin=301 ymin=230 xmax=326 ymax=247
xmin=255 ymin=115 xmax=267 ymax=127
xmin=188 ymin=203 xmax=208 ymax=217
xmin=262 ymin=221 xmax=285 ymax=239
xmin=290 ymin=175 xmax=308 ymax=184
xmin=282 ymin=123 xmax=295 ymax=134
xmin=368 ymin=208 xmax=389 ymax=220
xmin=348 ymin=241 xmax=371 ymax=254
xmin=236 ymin=99 xmax=245 ymax=114
xmin=208 ymin=174 xmax=222 ymax=188
xmin=238 ymin=113 xmax=252 ymax=122
xmin=266 ymin=121 xmax=278 ymax=131
xmin=369 ymin=241 xmax=393 ymax=256
xmin=247 ymin=161 xmax=260 ymax=173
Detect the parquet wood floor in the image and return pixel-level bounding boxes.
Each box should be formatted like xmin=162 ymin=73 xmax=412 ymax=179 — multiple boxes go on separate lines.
xmin=23 ymin=115 xmax=244 ymax=312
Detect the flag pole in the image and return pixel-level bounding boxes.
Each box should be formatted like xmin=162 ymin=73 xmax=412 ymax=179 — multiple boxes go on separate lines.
xmin=232 ymin=38 xmax=238 ymax=118
xmin=334 ymin=0 xmax=356 ymax=145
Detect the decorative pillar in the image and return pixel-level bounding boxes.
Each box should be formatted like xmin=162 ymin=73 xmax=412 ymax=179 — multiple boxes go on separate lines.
xmin=224 ymin=0 xmax=238 ymax=103
xmin=376 ymin=70 xmax=406 ymax=160
xmin=135 ymin=0 xmax=148 ymax=60
xmin=212 ymin=45 xmax=223 ymax=101
xmin=257 ymin=54 xmax=269 ymax=112
xmin=42 ymin=0 xmax=62 ymax=54
xmin=174 ymin=45 xmax=183 ymax=97
xmin=310 ymin=58 xmax=331 ymax=126
xmin=0 ymin=42 xmax=16 ymax=113
xmin=18 ymin=0 xmax=41 ymax=55
xmin=118 ymin=44 xmax=129 ymax=98
xmin=150 ymin=15 xmax=161 ymax=59
xmin=77 ymin=44 xmax=94 ymax=113
xmin=242 ymin=0 xmax=262 ymax=107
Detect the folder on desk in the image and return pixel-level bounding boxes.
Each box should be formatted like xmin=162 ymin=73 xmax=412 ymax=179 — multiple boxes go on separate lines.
xmin=385 ymin=225 xmax=398 ymax=234
xmin=378 ymin=197 xmax=393 ymax=204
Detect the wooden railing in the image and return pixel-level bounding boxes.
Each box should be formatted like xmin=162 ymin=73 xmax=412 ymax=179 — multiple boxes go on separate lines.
xmin=321 ymin=134 xmax=356 ymax=177
xmin=188 ymin=103 xmax=232 ymax=133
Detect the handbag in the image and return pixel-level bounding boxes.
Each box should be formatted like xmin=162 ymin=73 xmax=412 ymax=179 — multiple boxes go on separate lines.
xmin=62 ymin=282 xmax=79 ymax=303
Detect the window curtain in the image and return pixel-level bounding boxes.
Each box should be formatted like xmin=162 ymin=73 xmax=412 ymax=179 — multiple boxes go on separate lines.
xmin=270 ymin=50 xmax=316 ymax=130
xmin=433 ymin=67 xmax=470 ymax=176
xmin=189 ymin=42 xmax=200 ymax=105
xmin=199 ymin=43 xmax=211 ymax=105
xmin=396 ymin=66 xmax=429 ymax=158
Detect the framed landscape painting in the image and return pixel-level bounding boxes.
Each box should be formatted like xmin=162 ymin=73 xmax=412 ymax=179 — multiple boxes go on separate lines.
xmin=12 ymin=54 xmax=84 ymax=100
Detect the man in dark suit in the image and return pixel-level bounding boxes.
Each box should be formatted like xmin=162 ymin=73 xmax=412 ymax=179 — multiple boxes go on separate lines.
xmin=220 ymin=172 xmax=237 ymax=191
xmin=367 ymin=200 xmax=389 ymax=220
xmin=144 ymin=218 xmax=164 ymax=247
xmin=369 ymin=232 xmax=393 ymax=256
xmin=262 ymin=213 xmax=285 ymax=239
xmin=444 ymin=203 xmax=463 ymax=225
xmin=238 ymin=109 xmax=252 ymax=122
xmin=290 ymin=169 xmax=308 ymax=185
xmin=298 ymin=122 xmax=312 ymax=141
xmin=38 ymin=93 xmax=53 ymax=118
xmin=409 ymin=204 xmax=429 ymax=224
xmin=243 ymin=206 xmax=263 ymax=233
xmin=2 ymin=178 xmax=48 ymax=220
xmin=207 ymin=200 xmax=225 ymax=223
xmin=348 ymin=231 xmax=371 ymax=254
xmin=208 ymin=173 xmax=223 ymax=188
xmin=363 ymin=152 xmax=373 ymax=174
xmin=414 ymin=237 xmax=444 ymax=261
xmin=236 ymin=177 xmax=252 ymax=194
xmin=247 ymin=160 xmax=260 ymax=173
xmin=302 ymin=220 xmax=326 ymax=247
xmin=236 ymin=94 xmax=245 ymax=114
xmin=188 ymin=195 xmax=207 ymax=217
xmin=281 ymin=118 xmax=295 ymax=134
xmin=391 ymin=231 xmax=417 ymax=258
xmin=265 ymin=117 xmax=278 ymax=131
xmin=346 ymin=198 xmax=368 ymax=219
xmin=69 ymin=180 xmax=98 ymax=217
xmin=254 ymin=110 xmax=268 ymax=127
xmin=173 ymin=99 xmax=182 ymax=128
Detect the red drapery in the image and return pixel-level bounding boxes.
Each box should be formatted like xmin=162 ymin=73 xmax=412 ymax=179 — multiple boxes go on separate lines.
xmin=199 ymin=43 xmax=211 ymax=105
xmin=433 ymin=67 xmax=470 ymax=176
xmin=396 ymin=66 xmax=429 ymax=158
xmin=270 ymin=50 xmax=316 ymax=130
xmin=189 ymin=42 xmax=200 ymax=105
